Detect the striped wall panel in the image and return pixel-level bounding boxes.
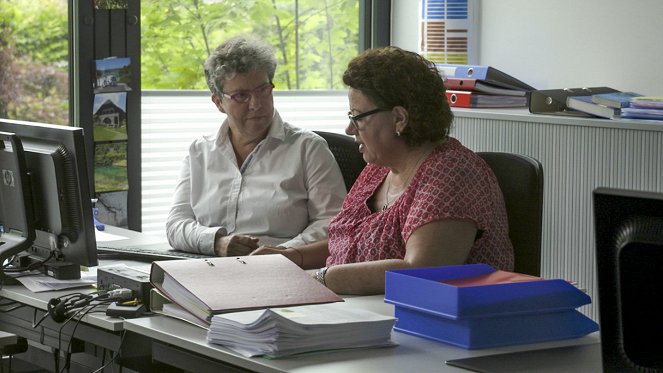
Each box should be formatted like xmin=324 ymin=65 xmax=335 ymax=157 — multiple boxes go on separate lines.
xmin=451 ymin=111 xmax=663 ymax=320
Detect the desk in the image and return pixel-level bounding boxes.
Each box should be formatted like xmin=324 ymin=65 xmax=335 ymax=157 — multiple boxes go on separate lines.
xmin=0 ymin=280 xmax=152 ymax=372
xmin=0 ymin=225 xmax=160 ymax=372
xmin=0 ymin=331 xmax=17 ymax=346
xmin=2 ymin=226 xmax=603 ymax=372
xmin=123 ymin=296 xmax=602 ymax=373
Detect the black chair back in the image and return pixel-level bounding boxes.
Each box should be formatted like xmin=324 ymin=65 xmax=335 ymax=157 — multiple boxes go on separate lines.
xmin=315 ymin=131 xmax=366 ymax=192
xmin=477 ymin=152 xmax=544 ymax=276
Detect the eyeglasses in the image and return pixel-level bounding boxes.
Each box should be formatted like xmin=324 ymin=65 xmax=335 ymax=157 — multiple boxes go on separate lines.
xmin=221 ymin=82 xmax=274 ymax=103
xmin=347 ymin=107 xmax=391 ymax=131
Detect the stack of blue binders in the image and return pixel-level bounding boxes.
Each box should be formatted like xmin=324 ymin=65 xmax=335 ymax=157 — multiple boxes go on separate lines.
xmin=384 ymin=264 xmax=598 ymax=349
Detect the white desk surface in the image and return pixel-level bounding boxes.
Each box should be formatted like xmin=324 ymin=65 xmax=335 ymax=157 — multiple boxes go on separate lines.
xmin=123 ymin=295 xmax=601 ymax=373
xmin=0 ymin=283 xmax=124 ymax=332
xmin=0 ymin=330 xmax=17 ymax=346
xmin=2 ymin=226 xmax=603 ymax=372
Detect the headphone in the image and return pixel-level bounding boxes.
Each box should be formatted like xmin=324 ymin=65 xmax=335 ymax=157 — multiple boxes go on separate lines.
xmin=47 ymin=289 xmax=133 ymax=323
xmin=47 ymin=297 xmax=74 ymax=323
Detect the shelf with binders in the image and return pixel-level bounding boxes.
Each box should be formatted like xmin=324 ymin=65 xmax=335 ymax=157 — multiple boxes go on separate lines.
xmin=438 ymin=64 xmax=534 ymax=109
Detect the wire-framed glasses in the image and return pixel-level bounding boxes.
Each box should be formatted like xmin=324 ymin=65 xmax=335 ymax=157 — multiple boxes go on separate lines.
xmin=221 ymin=82 xmax=274 ymax=103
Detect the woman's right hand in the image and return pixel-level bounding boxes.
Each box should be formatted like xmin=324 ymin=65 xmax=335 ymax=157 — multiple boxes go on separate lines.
xmin=214 ymin=234 xmax=260 ymax=256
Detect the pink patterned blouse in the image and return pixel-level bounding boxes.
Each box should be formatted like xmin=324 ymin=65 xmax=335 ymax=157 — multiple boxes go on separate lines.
xmin=327 ymin=137 xmax=514 ymax=270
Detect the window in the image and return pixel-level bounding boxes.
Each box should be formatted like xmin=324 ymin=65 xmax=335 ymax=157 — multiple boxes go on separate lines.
xmin=141 ymin=0 xmax=360 ymax=91
xmin=139 ymin=1 xmax=371 ymax=235
xmin=0 ymin=0 xmax=69 ymax=124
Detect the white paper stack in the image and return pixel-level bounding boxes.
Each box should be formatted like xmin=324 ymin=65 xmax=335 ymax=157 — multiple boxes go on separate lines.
xmin=206 ymin=302 xmax=397 ymax=358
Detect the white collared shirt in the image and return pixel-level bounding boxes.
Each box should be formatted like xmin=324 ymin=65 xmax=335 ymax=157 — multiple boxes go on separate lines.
xmin=166 ymin=110 xmax=347 ymax=255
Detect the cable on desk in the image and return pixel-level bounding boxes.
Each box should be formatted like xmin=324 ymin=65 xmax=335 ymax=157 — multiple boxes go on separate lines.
xmin=2 ymin=251 xmax=55 ymax=273
xmin=57 ymin=303 xmax=101 ymax=373
xmin=33 ymin=308 xmax=51 ymax=328
xmin=91 ymin=330 xmax=127 ymax=373
xmin=55 ymin=293 xmax=132 ymax=373
xmin=0 ymin=292 xmax=25 ymax=313
xmin=47 ymin=289 xmax=133 ymax=323
xmin=0 ymin=298 xmax=18 ymax=307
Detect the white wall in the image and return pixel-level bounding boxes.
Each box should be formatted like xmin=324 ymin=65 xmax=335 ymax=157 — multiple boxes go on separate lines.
xmin=392 ymin=0 xmax=663 ymax=96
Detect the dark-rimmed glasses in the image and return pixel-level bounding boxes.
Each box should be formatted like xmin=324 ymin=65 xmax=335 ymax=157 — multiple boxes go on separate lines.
xmin=347 ymin=108 xmax=391 ymax=131
xmin=221 ymin=82 xmax=274 ymax=103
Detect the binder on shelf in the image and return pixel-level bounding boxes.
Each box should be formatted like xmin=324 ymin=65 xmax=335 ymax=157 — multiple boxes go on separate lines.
xmin=629 ymin=96 xmax=663 ymax=109
xmin=444 ymin=77 xmax=528 ymax=96
xmin=566 ymin=96 xmax=621 ymax=119
xmin=150 ymin=255 xmax=343 ymax=324
xmin=529 ymin=87 xmax=619 ymax=116
xmin=437 ymin=64 xmax=535 ymax=91
xmin=446 ymin=90 xmax=528 ymax=108
xmin=620 ymin=107 xmax=663 ymax=120
xmin=591 ymin=91 xmax=644 ymax=108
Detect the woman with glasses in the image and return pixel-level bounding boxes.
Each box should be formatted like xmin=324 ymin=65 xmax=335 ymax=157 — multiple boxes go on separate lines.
xmin=166 ymin=36 xmax=346 ymax=257
xmin=254 ymin=47 xmax=513 ymax=295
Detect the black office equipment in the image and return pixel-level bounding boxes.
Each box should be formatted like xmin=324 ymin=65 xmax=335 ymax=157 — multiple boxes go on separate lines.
xmin=529 ymin=87 xmax=619 ymax=116
xmin=0 ymin=132 xmax=35 ymax=276
xmin=594 ymin=188 xmax=663 ymax=373
xmin=98 ymin=265 xmax=153 ymax=307
xmin=445 ymin=343 xmax=602 ymax=373
xmin=0 ymin=119 xmax=98 ymax=279
xmin=97 ymin=244 xmax=210 ymax=261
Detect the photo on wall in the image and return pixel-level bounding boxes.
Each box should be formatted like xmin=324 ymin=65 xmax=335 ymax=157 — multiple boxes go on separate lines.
xmin=94 ymin=142 xmax=128 ymax=193
xmin=420 ymin=0 xmax=479 ymax=64
xmin=93 ymin=92 xmax=127 ymax=141
xmin=93 ymin=57 xmax=132 ymax=93
xmin=94 ymin=0 xmax=129 ymax=10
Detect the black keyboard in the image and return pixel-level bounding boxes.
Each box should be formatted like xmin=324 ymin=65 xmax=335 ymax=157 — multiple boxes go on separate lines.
xmin=97 ymin=245 xmax=211 ymax=261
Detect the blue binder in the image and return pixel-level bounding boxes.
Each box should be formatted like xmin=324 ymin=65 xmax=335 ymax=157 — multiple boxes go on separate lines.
xmin=437 ymin=64 xmax=535 ymax=91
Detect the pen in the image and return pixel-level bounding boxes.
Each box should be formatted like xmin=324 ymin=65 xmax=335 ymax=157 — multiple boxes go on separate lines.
xmin=236 ymin=257 xmax=247 ymax=264
xmin=204 ymin=259 xmax=214 ymax=266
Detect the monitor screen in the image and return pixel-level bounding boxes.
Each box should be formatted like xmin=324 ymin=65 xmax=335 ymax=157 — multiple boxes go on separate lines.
xmin=593 ymin=187 xmax=663 ymax=372
xmin=0 ymin=119 xmax=98 ymax=277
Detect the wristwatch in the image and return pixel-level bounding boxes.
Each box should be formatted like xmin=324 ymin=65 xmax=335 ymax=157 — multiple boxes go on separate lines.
xmin=315 ymin=267 xmax=328 ymax=286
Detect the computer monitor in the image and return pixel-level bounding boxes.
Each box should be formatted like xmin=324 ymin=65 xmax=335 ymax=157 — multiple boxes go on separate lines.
xmin=0 ymin=118 xmax=98 ymax=279
xmin=0 ymin=132 xmax=35 ymax=261
xmin=593 ymin=187 xmax=663 ymax=372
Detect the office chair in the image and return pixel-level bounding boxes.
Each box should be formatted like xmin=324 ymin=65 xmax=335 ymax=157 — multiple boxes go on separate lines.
xmin=314 ymin=131 xmax=366 ymax=192
xmin=477 ymin=152 xmax=544 ymax=276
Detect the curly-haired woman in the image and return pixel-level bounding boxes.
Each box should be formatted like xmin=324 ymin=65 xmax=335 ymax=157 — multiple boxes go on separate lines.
xmin=253 ymin=47 xmax=513 ymax=295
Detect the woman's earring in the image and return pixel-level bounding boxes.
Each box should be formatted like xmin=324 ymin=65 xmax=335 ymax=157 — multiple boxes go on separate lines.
xmin=396 ymin=130 xmax=401 ymax=137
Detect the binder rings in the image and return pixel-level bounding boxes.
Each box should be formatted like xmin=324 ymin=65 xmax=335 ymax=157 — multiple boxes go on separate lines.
xmin=529 ymin=87 xmax=619 ymax=116
xmin=444 ymin=78 xmax=528 ymax=96
xmin=437 ymin=64 xmax=535 ymax=91
xmin=446 ymin=90 xmax=528 ymax=108
xmin=150 ymin=255 xmax=343 ymax=324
